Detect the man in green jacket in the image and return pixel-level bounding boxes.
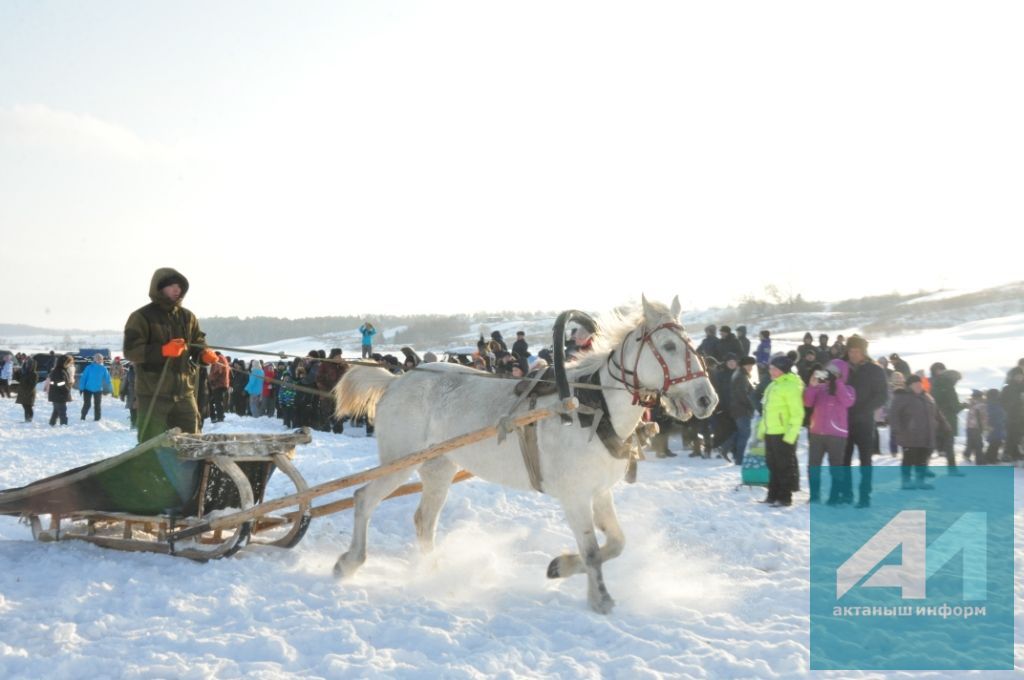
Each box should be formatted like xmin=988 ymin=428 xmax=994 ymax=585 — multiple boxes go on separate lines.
xmin=123 ymin=268 xmax=219 ymax=443
xmin=757 ymin=354 xmax=805 ymax=506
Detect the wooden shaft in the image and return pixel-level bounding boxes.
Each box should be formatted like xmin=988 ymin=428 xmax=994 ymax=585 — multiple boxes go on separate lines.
xmin=171 ymin=406 xmax=561 ymax=539
xmin=293 ymin=470 xmax=475 ymax=519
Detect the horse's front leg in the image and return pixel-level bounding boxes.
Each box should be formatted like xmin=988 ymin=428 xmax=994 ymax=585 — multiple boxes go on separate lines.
xmin=553 ymin=497 xmax=615 ymax=614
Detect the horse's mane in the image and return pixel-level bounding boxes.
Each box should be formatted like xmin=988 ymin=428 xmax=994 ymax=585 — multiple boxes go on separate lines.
xmin=568 ymin=300 xmax=684 ymax=377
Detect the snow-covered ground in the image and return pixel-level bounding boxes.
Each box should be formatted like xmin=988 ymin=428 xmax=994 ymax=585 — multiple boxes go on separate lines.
xmin=1 ymin=318 xmax=1022 ymax=679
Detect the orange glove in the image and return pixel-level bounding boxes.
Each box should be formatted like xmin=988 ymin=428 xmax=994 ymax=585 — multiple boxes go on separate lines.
xmin=161 ymin=338 xmax=187 ymax=358
xmin=200 ymin=348 xmax=219 ymax=365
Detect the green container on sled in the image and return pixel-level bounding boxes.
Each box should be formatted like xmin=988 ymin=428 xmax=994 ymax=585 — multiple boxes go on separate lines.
xmin=741 ymin=444 xmax=770 ymax=486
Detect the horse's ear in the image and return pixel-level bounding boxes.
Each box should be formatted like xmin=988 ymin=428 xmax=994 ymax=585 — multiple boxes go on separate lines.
xmin=641 ymin=294 xmax=655 ymax=322
xmin=670 ymin=295 xmax=682 ymax=320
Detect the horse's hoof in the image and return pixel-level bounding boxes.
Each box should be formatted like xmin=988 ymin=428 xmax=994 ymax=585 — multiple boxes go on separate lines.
xmin=547 ymin=554 xmax=581 ymax=579
xmin=589 ymin=594 xmax=616 ymax=615
xmin=333 ymin=554 xmax=361 ymax=580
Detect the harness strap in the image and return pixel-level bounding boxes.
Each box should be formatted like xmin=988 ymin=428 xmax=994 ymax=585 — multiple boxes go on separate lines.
xmin=575 ymin=372 xmax=638 ymax=461
xmin=516 ymin=395 xmax=545 ymax=493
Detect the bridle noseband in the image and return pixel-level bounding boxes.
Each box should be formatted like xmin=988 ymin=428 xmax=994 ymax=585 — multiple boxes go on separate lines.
xmin=607 ymin=322 xmax=708 ymax=407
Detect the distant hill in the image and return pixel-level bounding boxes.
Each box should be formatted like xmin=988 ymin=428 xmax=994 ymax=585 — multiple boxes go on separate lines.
xmin=680 ymin=282 xmax=1024 ymax=337
xmin=5 ymin=282 xmax=1023 ymax=352
xmin=0 ymin=323 xmax=119 ymax=336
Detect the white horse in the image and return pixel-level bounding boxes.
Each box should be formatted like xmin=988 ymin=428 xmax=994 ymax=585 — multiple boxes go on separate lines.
xmin=332 ymin=296 xmax=718 ymax=613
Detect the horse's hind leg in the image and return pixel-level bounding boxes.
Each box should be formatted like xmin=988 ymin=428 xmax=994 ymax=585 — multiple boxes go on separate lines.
xmin=552 ymin=497 xmax=615 ymax=614
xmin=547 ymin=490 xmax=625 ymax=579
xmin=334 ymin=469 xmax=415 ymax=580
xmin=414 ymin=457 xmax=458 ymax=553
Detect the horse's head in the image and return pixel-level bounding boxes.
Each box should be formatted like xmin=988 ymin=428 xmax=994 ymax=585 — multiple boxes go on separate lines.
xmin=611 ymin=295 xmax=718 ymax=420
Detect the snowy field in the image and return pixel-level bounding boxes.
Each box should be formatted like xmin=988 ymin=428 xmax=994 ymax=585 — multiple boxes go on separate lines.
xmin=1 ymin=317 xmax=1022 ymax=679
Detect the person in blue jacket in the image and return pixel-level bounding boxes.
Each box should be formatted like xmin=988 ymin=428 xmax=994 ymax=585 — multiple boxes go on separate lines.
xmin=359 ymin=322 xmax=377 ymax=359
xmin=754 ymin=329 xmax=772 ymax=384
xmin=78 ymin=353 xmax=113 ymax=421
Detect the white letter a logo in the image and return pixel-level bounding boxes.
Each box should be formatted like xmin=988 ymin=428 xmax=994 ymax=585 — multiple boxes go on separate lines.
xmin=837 ymin=510 xmax=927 ymax=599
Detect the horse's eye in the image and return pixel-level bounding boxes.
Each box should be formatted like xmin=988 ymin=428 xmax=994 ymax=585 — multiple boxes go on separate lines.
xmin=662 ymin=341 xmax=677 ymax=352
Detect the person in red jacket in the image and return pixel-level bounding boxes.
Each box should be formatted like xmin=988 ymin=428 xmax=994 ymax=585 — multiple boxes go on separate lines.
xmin=208 ymin=352 xmax=230 ymax=423
xmin=261 ymin=361 xmax=277 ymax=417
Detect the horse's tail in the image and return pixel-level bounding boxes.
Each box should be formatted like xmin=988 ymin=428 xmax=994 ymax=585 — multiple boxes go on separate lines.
xmin=334 ymin=366 xmax=396 ymax=421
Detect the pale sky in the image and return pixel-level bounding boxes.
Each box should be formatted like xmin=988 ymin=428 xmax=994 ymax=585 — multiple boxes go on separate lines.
xmin=2 ymin=1 xmax=1022 ymax=331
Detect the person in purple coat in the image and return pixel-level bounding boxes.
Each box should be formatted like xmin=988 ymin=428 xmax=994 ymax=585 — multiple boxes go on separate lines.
xmin=804 ymin=359 xmax=856 ymax=504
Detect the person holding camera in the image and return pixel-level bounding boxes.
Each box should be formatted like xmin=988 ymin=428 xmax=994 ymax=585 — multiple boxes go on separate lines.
xmin=803 ymin=359 xmax=856 ymax=504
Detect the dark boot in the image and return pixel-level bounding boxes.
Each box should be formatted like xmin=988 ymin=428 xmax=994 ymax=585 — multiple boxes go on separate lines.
xmin=808 ymin=465 xmax=822 ymax=503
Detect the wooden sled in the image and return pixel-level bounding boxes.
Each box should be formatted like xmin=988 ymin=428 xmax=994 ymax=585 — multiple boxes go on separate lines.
xmin=0 ymin=405 xmax=566 ymax=561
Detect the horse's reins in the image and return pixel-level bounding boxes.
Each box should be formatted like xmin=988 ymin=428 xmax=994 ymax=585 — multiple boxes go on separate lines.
xmin=607 ymin=322 xmax=708 ymax=407
xmin=195 ymin=342 xmax=629 ymax=395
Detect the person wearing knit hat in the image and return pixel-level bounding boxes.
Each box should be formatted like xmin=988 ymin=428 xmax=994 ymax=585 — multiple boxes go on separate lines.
xmin=756 ymin=352 xmax=805 ymax=506
xmin=890 ymin=371 xmax=945 ymax=489
xmin=796 ymin=333 xmax=817 ymax=369
xmin=796 ymin=345 xmax=819 ymax=385
xmin=830 ymin=334 xmax=847 ymax=359
xmin=769 ymin=353 xmax=794 ymax=373
xmin=839 ymin=333 xmax=890 ymax=507
xmin=716 ymin=326 xmax=743 ymax=363
xmin=726 ymin=354 xmax=758 ymax=465
xmin=816 ymin=334 xmax=831 ymax=364
xmin=697 ymin=325 xmax=719 ymax=359
xmin=886 ymin=370 xmax=907 ymax=456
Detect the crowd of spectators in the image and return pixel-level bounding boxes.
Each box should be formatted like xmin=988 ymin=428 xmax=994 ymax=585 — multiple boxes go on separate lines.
xmin=4 ymin=320 xmax=1022 ymax=498
xmin=667 ymin=323 xmax=1023 ymax=509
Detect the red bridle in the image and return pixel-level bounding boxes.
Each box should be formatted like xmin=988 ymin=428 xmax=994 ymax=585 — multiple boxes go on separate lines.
xmin=609 ymin=322 xmax=708 ymax=406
